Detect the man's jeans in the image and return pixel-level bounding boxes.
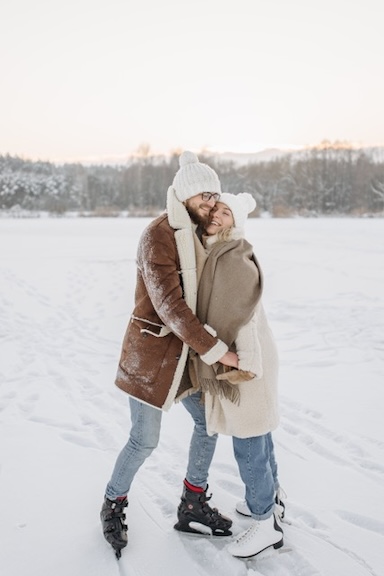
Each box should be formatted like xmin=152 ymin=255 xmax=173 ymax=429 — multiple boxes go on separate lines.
xmin=233 ymin=432 xmax=277 ymax=520
xmin=105 ymin=392 xmax=218 ymax=500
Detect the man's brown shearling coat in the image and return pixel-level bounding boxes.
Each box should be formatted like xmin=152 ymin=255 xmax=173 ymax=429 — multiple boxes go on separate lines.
xmin=115 ymin=186 xmax=228 ymax=411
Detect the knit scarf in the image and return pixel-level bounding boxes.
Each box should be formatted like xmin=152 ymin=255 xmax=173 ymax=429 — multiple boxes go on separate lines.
xmin=192 ymin=237 xmax=262 ymax=403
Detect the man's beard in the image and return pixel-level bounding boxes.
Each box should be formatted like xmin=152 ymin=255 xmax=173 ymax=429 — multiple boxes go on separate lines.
xmin=186 ymin=204 xmax=210 ymax=227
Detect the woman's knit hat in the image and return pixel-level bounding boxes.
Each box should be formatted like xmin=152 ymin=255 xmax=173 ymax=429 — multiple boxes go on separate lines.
xmin=172 ymin=151 xmax=221 ymax=202
xmin=218 ymin=192 xmax=257 ymax=230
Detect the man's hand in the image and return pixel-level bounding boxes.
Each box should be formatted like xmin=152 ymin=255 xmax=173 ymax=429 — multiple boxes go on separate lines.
xmin=218 ymin=351 xmax=239 ymax=368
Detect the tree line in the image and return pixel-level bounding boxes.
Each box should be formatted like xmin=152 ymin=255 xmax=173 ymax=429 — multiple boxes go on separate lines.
xmin=1 ymin=142 xmax=384 ymax=216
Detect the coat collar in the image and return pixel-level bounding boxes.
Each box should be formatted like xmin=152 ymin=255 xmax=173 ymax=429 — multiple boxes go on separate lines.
xmin=166 ymin=186 xmax=195 ymax=231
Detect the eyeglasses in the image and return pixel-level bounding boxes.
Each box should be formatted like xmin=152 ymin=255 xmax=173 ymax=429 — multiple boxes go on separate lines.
xmin=201 ymin=192 xmax=221 ymax=202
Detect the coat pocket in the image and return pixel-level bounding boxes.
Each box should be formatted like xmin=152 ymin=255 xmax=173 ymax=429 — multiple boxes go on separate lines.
xmin=131 ymin=315 xmax=172 ymax=338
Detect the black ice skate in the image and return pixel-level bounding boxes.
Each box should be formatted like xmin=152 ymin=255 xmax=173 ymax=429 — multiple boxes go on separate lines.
xmin=100 ymin=497 xmax=128 ymax=559
xmin=174 ymin=484 xmax=232 ymax=537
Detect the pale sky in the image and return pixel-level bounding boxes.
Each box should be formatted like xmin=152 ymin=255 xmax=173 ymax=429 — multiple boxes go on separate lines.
xmin=1 ymin=0 xmax=383 ymax=162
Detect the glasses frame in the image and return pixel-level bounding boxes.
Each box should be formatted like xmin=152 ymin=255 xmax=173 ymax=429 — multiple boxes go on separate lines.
xmin=201 ymin=192 xmax=221 ymax=202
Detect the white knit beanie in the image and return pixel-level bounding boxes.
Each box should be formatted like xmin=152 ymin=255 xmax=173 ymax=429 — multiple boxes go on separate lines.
xmin=218 ymin=192 xmax=257 ymax=230
xmin=172 ymin=151 xmax=221 ymax=202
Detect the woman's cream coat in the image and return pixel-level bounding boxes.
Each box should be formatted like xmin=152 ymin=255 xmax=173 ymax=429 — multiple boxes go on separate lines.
xmin=200 ymin=232 xmax=280 ymax=438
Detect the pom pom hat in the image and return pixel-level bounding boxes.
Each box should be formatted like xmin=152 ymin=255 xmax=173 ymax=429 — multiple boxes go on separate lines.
xmin=172 ymin=151 xmax=221 ymax=202
xmin=218 ymin=192 xmax=256 ymax=231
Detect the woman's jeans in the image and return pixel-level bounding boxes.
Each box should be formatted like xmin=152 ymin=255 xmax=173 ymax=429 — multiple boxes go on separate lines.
xmin=105 ymin=392 xmax=277 ymax=520
xmin=233 ymin=432 xmax=278 ymax=520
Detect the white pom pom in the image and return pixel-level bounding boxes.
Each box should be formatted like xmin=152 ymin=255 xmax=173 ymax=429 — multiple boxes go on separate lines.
xmin=179 ymin=150 xmax=199 ymax=167
xmin=238 ymin=192 xmax=256 ymax=213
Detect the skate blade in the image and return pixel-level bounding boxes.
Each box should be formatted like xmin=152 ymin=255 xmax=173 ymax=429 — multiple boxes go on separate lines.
xmin=174 ymin=520 xmax=232 ymax=537
xmin=111 ymin=543 xmax=127 ymax=560
xmin=246 ymin=545 xmax=292 ymax=563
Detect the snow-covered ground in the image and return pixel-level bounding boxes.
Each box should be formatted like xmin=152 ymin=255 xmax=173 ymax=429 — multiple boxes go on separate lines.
xmin=1 ymin=217 xmax=383 ymax=576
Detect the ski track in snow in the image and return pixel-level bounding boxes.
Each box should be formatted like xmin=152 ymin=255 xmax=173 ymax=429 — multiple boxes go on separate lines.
xmin=0 ymin=218 xmax=383 ymax=576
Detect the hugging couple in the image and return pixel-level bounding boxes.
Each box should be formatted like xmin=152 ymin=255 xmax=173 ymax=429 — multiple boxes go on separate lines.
xmin=100 ymin=151 xmax=285 ymax=560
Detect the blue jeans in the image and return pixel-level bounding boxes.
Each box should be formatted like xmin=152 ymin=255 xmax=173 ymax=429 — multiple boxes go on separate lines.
xmin=105 ymin=392 xmax=218 ymax=500
xmin=233 ymin=432 xmax=277 ymax=520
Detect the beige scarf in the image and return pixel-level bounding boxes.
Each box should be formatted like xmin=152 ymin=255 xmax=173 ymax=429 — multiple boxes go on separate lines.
xmin=192 ymin=238 xmax=262 ymax=403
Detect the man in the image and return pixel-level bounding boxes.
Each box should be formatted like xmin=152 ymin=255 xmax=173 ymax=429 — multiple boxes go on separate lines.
xmin=100 ymin=151 xmax=238 ymax=558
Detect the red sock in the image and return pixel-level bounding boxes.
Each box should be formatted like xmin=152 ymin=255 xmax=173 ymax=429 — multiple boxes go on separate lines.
xmin=184 ymin=479 xmax=204 ymax=493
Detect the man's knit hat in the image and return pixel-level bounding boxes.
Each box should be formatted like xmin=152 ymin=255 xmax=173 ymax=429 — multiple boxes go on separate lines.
xmin=172 ymin=151 xmax=221 ymax=202
xmin=218 ymin=192 xmax=257 ymax=230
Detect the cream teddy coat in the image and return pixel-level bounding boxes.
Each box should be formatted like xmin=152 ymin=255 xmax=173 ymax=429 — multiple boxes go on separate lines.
xmin=199 ymin=232 xmax=280 ymax=438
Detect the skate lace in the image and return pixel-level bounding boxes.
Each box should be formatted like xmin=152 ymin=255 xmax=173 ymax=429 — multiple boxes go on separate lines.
xmin=234 ymin=522 xmax=260 ymax=544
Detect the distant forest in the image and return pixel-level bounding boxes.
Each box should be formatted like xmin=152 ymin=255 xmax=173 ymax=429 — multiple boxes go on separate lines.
xmin=1 ymin=142 xmax=384 ymax=216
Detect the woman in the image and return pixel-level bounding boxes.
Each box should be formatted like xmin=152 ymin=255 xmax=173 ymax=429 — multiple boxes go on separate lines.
xmin=191 ymin=192 xmax=285 ymax=559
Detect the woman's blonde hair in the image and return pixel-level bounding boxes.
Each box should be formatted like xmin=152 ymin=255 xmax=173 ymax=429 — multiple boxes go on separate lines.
xmin=216 ymin=227 xmax=234 ymax=242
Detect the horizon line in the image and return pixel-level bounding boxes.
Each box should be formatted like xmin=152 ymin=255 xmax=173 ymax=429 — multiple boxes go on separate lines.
xmin=2 ymin=140 xmax=384 ymax=165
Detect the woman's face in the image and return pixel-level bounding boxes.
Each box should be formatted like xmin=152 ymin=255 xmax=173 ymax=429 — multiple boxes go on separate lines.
xmin=205 ymin=202 xmax=234 ymax=235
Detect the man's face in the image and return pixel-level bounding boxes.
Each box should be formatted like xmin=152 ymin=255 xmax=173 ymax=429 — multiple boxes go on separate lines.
xmin=185 ymin=192 xmax=219 ymax=226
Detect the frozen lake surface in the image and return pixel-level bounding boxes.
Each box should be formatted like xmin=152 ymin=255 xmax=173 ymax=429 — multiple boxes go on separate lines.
xmin=1 ymin=217 xmax=383 ymax=576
